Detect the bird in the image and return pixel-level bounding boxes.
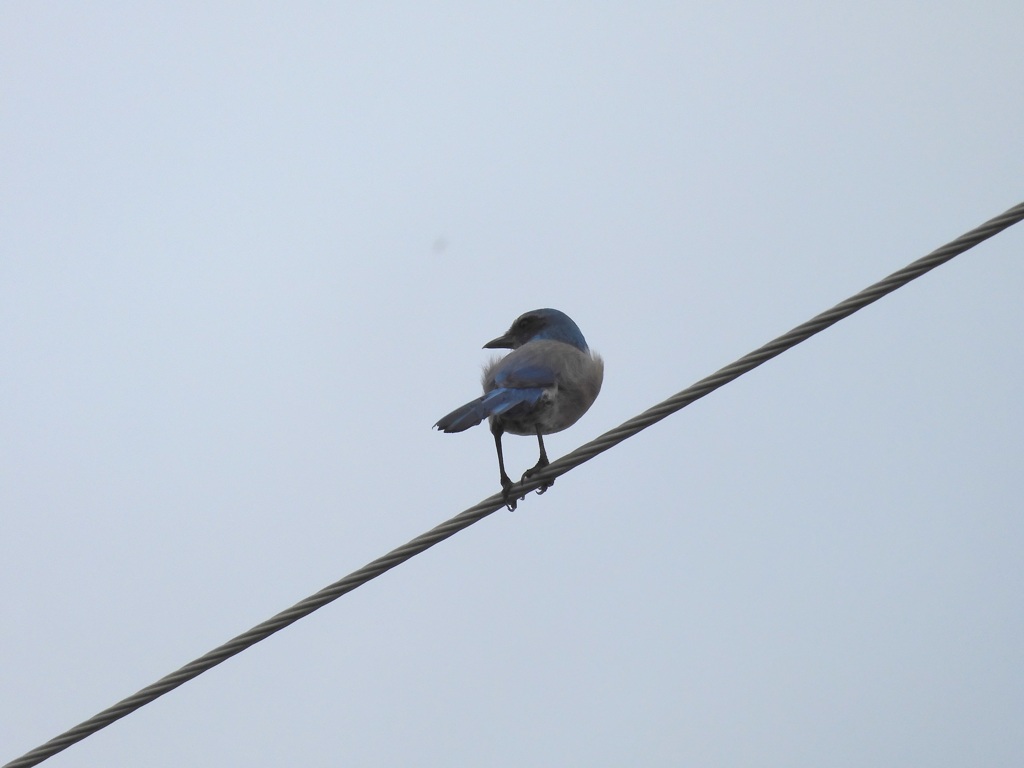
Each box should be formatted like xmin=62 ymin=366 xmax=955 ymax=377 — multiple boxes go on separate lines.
xmin=435 ymin=308 xmax=603 ymax=510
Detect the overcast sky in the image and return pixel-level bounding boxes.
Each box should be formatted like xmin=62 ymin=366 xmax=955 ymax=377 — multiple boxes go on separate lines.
xmin=3 ymin=4 xmax=1023 ymax=766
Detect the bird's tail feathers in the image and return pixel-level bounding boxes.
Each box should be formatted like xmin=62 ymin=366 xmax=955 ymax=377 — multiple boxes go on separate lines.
xmin=434 ymin=387 xmax=544 ymax=433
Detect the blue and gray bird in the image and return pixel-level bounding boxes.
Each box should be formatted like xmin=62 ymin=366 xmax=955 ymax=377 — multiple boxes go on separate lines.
xmin=435 ymin=308 xmax=603 ymax=509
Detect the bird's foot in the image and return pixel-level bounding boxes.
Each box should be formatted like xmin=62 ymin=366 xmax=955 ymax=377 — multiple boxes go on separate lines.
xmin=521 ymin=462 xmax=554 ymax=496
xmin=500 ymin=474 xmax=521 ymax=512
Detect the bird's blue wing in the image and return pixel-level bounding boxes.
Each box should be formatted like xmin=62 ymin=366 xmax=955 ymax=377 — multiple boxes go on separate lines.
xmin=481 ymin=385 xmax=546 ymax=415
xmin=435 ymin=386 xmax=546 ymax=433
xmin=492 ymin=363 xmax=556 ymax=389
xmin=435 ymin=359 xmax=556 ymax=433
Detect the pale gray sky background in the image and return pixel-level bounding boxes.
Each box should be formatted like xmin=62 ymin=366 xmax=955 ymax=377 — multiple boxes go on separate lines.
xmin=3 ymin=4 xmax=1023 ymax=766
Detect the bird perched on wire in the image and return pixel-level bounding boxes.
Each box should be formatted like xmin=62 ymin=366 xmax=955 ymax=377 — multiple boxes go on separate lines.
xmin=435 ymin=308 xmax=604 ymax=510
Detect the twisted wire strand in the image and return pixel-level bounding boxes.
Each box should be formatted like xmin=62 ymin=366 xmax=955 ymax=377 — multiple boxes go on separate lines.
xmin=6 ymin=201 xmax=1023 ymax=768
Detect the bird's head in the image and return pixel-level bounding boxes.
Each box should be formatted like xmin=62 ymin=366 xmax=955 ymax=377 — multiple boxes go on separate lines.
xmin=483 ymin=308 xmax=589 ymax=352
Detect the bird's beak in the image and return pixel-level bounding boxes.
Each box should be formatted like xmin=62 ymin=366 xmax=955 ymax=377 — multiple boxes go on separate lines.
xmin=483 ymin=333 xmax=514 ymax=350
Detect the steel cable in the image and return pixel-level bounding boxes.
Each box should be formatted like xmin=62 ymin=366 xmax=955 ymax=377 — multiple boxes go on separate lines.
xmin=6 ymin=200 xmax=1023 ymax=768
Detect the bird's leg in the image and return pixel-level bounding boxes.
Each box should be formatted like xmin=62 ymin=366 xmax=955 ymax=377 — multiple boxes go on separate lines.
xmin=491 ymin=425 xmax=517 ymax=511
xmin=522 ymin=426 xmax=554 ymax=495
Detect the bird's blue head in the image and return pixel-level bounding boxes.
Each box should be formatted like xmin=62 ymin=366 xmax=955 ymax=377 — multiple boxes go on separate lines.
xmin=483 ymin=308 xmax=589 ymax=352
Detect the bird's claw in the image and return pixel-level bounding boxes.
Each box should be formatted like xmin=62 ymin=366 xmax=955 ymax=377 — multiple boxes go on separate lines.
xmin=500 ymin=463 xmax=553 ymax=510
xmin=500 ymin=477 xmax=522 ymax=511
xmin=502 ymin=491 xmax=528 ymax=511
xmin=521 ymin=465 xmax=554 ymax=496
